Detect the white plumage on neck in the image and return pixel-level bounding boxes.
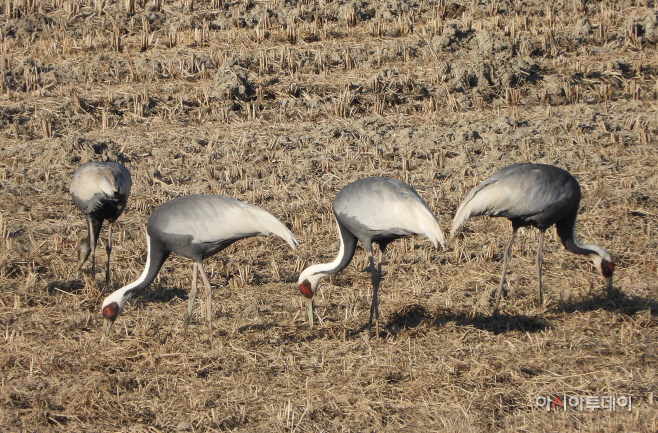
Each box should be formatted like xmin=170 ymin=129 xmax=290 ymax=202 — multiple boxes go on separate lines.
xmin=101 ymin=232 xmax=153 ymax=313
xmin=569 ymin=223 xmax=612 ymax=272
xmin=298 ymin=220 xmax=346 ymax=293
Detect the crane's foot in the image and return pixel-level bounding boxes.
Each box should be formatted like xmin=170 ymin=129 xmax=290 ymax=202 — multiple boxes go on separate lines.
xmin=535 ymin=298 xmax=544 ymax=309
xmin=493 ymin=286 xmax=507 ymax=311
xmin=367 ymin=320 xmax=382 ymax=339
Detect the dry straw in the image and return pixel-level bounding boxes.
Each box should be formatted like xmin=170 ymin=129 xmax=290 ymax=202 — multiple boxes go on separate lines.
xmin=0 ymin=0 xmax=656 ymax=431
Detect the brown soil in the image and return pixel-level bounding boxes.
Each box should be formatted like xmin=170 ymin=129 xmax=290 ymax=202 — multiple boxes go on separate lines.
xmin=1 ymin=0 xmax=657 ymax=431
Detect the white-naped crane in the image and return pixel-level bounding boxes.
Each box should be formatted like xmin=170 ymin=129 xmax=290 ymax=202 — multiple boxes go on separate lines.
xmin=450 ymin=162 xmax=615 ymax=309
xmin=297 ymin=177 xmax=446 ymax=336
xmin=70 ymin=161 xmax=132 ymax=283
xmin=101 ymin=194 xmax=298 ymax=346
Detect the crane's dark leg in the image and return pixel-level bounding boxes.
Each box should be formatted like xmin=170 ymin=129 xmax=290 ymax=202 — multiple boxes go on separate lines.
xmin=183 ymin=262 xmax=198 ymax=336
xmin=375 ymin=248 xmax=383 ymax=337
xmin=197 ymin=262 xmax=213 ymax=348
xmin=367 ymin=248 xmax=376 ymax=333
xmin=104 ymin=222 xmax=113 ymax=284
xmin=536 ymin=229 xmax=545 ymax=307
xmin=88 ymin=217 xmax=96 ymax=278
xmin=494 ymin=223 xmax=520 ymax=310
xmin=367 ymin=247 xmax=384 ymax=338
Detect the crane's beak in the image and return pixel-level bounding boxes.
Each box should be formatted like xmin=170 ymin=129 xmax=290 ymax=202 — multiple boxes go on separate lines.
xmin=604 ymin=276 xmax=613 ymax=295
xmin=101 ymin=318 xmax=114 ymax=344
xmin=306 ymin=297 xmax=314 ymax=328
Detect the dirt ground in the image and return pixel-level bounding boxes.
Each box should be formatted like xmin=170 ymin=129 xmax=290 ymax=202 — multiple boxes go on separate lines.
xmin=1 ymin=0 xmax=657 ymax=431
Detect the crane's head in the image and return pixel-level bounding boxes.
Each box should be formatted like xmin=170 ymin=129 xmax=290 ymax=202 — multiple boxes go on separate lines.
xmin=100 ymin=289 xmax=130 ymax=343
xmin=297 ymin=269 xmax=323 ymax=329
xmin=589 ymin=249 xmax=615 ymax=292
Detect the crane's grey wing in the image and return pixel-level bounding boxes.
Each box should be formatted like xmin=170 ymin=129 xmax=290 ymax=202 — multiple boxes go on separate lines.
xmin=155 ymin=195 xmax=297 ymax=249
xmin=335 ymin=177 xmax=445 ymax=248
xmin=451 ymin=163 xmax=579 ymax=237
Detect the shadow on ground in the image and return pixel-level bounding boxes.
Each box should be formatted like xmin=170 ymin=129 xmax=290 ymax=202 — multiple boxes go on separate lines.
xmin=556 ymin=287 xmax=657 ymax=317
xmin=44 ymin=280 xmax=86 ymax=294
xmin=377 ymin=304 xmax=551 ymax=337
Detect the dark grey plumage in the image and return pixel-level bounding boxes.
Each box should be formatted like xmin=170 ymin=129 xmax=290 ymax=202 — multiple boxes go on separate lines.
xmin=70 ymin=161 xmax=131 ymax=283
xmin=297 ymin=177 xmax=445 ymax=336
xmin=451 ymin=163 xmax=615 ymax=309
xmin=101 ymin=194 xmax=298 ymax=345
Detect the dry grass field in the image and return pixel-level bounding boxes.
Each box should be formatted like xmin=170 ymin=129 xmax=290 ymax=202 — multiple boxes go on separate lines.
xmin=1 ymin=0 xmax=658 ymax=431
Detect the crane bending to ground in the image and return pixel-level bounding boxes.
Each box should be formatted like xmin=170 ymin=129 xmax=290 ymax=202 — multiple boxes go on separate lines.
xmin=101 ymin=194 xmax=297 ymax=346
xmin=450 ymin=162 xmax=614 ymax=309
xmin=298 ymin=177 xmax=445 ymax=337
xmin=70 ymin=161 xmax=131 ymax=283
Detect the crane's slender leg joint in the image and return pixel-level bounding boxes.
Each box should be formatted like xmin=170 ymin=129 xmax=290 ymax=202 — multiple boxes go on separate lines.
xmin=536 ymin=229 xmax=545 ymax=307
xmin=197 ymin=262 xmax=213 ymax=348
xmin=495 ymin=223 xmax=519 ymax=311
xmin=105 ymin=223 xmax=113 ymax=284
xmin=183 ymin=262 xmax=198 ymax=336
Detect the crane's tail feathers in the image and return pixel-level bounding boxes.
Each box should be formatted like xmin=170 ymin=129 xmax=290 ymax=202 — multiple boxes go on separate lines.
xmin=251 ymin=206 xmax=298 ymax=250
xmin=270 ymin=221 xmax=298 ymax=250
xmin=450 ymin=200 xmax=476 ymax=239
xmin=411 ymin=200 xmax=446 ymax=250
xmin=450 ymin=177 xmax=501 ymax=239
xmin=450 ymin=212 xmax=466 ymax=239
xmin=429 ymin=225 xmax=447 ymax=251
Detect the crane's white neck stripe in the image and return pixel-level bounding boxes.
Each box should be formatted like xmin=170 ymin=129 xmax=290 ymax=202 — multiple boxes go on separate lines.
xmin=571 ymin=223 xmax=608 ymax=259
xmin=302 ymin=218 xmax=346 ymax=279
xmin=102 ymin=232 xmax=153 ymax=309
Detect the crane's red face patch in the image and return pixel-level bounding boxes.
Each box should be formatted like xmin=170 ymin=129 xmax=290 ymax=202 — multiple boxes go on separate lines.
xmin=299 ymin=280 xmax=312 ymax=298
xmin=601 ymin=259 xmax=614 ymax=278
xmin=102 ymin=302 xmax=120 ymax=321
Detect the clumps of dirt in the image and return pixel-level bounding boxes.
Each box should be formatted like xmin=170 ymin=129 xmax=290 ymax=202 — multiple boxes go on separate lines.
xmin=205 ymin=65 xmax=253 ymax=102
xmin=625 ymin=9 xmax=658 ymax=42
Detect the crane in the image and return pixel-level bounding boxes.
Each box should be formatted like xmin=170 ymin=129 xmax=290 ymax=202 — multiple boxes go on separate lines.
xmin=100 ymin=194 xmax=298 ymax=346
xmin=297 ymin=177 xmax=445 ymax=336
xmin=450 ymin=162 xmax=615 ymax=309
xmin=70 ymin=161 xmax=131 ymax=283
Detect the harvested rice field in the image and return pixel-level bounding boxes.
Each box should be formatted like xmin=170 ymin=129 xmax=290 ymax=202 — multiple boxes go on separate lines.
xmin=1 ymin=0 xmax=657 ymax=431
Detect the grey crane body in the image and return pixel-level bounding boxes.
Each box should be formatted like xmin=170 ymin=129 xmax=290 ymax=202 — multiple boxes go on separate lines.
xmin=298 ymin=177 xmax=445 ymax=335
xmin=451 ymin=163 xmax=614 ymax=309
xmin=101 ymin=194 xmax=298 ymax=345
xmin=70 ymin=161 xmax=131 ymax=283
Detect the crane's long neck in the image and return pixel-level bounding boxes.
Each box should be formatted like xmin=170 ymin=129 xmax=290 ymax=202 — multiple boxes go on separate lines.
xmin=556 ymin=212 xmax=608 ymax=259
xmin=306 ymin=218 xmax=358 ymax=279
xmin=108 ymin=233 xmax=170 ymax=303
xmin=85 ymin=215 xmax=104 ymax=244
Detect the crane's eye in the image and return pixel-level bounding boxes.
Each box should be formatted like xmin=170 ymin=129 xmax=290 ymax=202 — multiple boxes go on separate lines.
xmin=299 ymin=280 xmax=312 ymax=298
xmin=601 ymin=260 xmax=614 ymax=278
